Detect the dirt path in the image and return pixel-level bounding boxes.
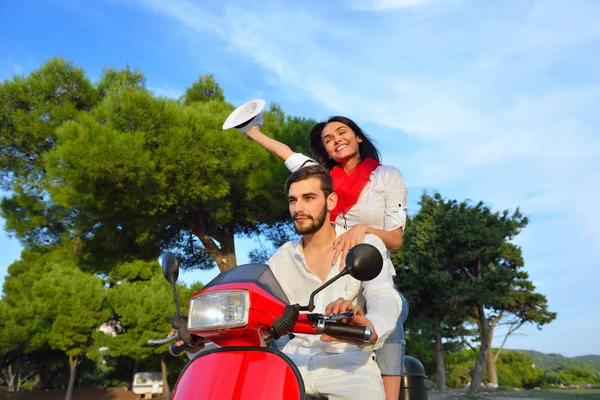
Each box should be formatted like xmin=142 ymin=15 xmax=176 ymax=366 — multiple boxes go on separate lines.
xmin=0 ymin=388 xmax=140 ymax=400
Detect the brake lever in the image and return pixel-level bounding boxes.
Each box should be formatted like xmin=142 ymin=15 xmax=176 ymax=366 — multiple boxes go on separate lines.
xmin=325 ymin=309 xmax=355 ymax=321
xmin=306 ymin=309 xmax=355 ymax=323
xmin=147 ymin=333 xmax=179 ymax=346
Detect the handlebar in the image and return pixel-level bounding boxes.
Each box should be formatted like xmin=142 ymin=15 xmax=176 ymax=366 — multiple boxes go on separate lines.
xmin=148 ymin=332 xmax=204 ymax=357
xmin=316 ymin=321 xmax=372 ymax=343
xmin=147 ymin=333 xmax=178 ymax=346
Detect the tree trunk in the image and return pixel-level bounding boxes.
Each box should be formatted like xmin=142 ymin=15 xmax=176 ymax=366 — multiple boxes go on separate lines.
xmin=65 ymin=355 xmax=79 ymax=400
xmin=33 ymin=373 xmax=41 ymax=391
xmin=160 ymin=353 xmax=170 ymax=398
xmin=129 ymin=359 xmax=139 ymax=391
xmin=469 ymin=305 xmax=491 ymax=392
xmin=34 ymin=357 xmax=48 ymax=390
xmin=193 ymin=218 xmax=237 ymax=272
xmin=486 ymin=345 xmax=498 ymax=388
xmin=2 ymin=364 xmax=15 ymax=392
xmin=16 ymin=364 xmax=22 ymax=392
xmin=215 ymin=250 xmax=237 ymax=272
xmin=486 ymin=323 xmax=498 ymax=388
xmin=434 ymin=325 xmax=446 ymax=391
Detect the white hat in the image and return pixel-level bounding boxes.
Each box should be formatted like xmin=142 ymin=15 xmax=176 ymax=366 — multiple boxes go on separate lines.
xmin=222 ymin=99 xmax=266 ymax=134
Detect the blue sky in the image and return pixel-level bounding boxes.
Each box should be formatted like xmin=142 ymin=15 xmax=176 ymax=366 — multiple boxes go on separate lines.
xmin=1 ymin=0 xmax=599 ymax=357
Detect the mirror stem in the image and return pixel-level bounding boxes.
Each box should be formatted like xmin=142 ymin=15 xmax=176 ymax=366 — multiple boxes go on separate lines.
xmin=170 ymin=278 xmax=180 ymax=317
xmin=303 ymin=270 xmax=349 ymax=312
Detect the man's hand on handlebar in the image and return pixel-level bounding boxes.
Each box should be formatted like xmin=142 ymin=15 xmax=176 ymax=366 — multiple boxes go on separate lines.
xmin=168 ymin=329 xmax=205 ymax=354
xmin=320 ymin=298 xmax=378 ymax=344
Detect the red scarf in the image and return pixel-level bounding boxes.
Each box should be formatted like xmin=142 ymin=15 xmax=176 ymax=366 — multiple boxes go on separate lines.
xmin=330 ymin=158 xmax=380 ymax=222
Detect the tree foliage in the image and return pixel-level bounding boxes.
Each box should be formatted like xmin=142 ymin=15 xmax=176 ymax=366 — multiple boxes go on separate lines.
xmin=98 ymin=261 xmax=201 ymax=361
xmin=0 ymin=58 xmax=97 ymax=248
xmin=182 ymin=74 xmax=225 ymax=105
xmin=495 ymin=351 xmax=544 ymax=389
xmin=0 ymin=243 xmax=108 ymax=396
xmin=393 ymin=192 xmax=552 ymax=391
xmin=1 ymin=57 xmax=315 ymax=274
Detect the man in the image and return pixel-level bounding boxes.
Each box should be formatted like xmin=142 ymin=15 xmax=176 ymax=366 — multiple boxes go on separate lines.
xmin=266 ymin=165 xmax=402 ymax=400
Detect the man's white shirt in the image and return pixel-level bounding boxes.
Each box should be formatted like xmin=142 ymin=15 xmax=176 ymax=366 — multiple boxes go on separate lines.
xmin=266 ymin=233 xmax=402 ymax=356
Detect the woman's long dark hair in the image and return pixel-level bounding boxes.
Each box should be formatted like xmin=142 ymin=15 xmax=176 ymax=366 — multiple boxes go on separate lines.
xmin=310 ymin=116 xmax=381 ymax=171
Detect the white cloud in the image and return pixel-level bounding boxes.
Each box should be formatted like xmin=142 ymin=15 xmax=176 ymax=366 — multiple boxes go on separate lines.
xmin=134 ymin=0 xmax=227 ymax=39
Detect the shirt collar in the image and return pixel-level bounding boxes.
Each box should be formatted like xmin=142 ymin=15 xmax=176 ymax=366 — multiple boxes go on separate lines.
xmin=292 ymin=238 xmax=304 ymax=259
xmin=291 ymin=235 xmax=343 ymax=272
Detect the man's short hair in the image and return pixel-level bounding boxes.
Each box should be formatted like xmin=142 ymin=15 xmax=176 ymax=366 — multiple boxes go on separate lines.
xmin=285 ymin=165 xmax=334 ymax=198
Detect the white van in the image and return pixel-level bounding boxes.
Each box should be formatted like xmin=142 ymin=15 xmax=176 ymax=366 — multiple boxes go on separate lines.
xmin=132 ymin=372 xmax=163 ymax=398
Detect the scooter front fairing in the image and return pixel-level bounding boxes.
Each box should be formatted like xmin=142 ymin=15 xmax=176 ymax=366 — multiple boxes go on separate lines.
xmin=170 ymin=347 xmax=305 ymax=400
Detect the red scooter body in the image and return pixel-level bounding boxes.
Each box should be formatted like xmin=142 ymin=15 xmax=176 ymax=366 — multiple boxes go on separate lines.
xmin=171 ymin=347 xmax=304 ymax=400
xmin=169 ymin=263 xmax=315 ymax=400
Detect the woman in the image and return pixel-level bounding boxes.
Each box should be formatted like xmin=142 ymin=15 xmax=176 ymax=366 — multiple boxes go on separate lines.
xmin=244 ymin=116 xmax=409 ymax=400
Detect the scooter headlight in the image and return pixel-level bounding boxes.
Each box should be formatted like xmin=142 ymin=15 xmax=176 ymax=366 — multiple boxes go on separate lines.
xmin=187 ymin=290 xmax=249 ymax=331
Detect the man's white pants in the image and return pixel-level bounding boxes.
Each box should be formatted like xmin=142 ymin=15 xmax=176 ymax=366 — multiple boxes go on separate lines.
xmin=287 ymin=351 xmax=385 ymax=400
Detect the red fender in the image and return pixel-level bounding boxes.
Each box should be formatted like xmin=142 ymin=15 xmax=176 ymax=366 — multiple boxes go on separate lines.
xmin=170 ymin=347 xmax=305 ymax=400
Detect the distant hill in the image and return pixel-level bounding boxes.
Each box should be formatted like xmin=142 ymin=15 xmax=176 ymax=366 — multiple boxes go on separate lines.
xmin=516 ymin=350 xmax=600 ymax=373
xmin=575 ymin=355 xmax=600 ymax=370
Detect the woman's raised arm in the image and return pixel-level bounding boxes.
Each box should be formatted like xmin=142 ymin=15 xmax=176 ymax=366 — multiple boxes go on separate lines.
xmin=246 ymin=126 xmax=295 ymax=161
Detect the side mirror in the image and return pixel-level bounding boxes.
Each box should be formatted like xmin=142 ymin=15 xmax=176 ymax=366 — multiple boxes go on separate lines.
xmin=161 ymin=252 xmax=179 ymax=284
xmin=343 ymin=243 xmax=383 ymax=282
xmin=303 ymin=243 xmax=383 ymax=312
xmin=161 ymin=252 xmax=181 ymax=317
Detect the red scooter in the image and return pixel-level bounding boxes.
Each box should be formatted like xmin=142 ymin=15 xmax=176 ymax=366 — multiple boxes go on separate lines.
xmin=149 ymin=244 xmax=383 ymax=400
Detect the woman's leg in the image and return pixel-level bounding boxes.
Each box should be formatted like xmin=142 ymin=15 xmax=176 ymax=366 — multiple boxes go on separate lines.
xmin=376 ymin=339 xmax=405 ymax=400
xmin=375 ymin=292 xmax=408 ymax=400
xmin=382 ymin=375 xmax=401 ymax=400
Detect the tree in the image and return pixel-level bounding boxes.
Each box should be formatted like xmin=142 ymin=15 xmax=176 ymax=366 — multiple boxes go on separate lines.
xmin=43 ymin=86 xmax=280 ymax=272
xmin=0 ymin=58 xmax=98 ymax=248
xmin=181 ymin=74 xmax=225 ymax=104
xmin=0 ymin=299 xmax=39 ymax=392
xmin=393 ymin=202 xmax=472 ymax=391
xmin=0 ymin=59 xmax=145 ymax=252
xmin=99 ymin=260 xmax=199 ymax=397
xmin=39 ymin=265 xmax=108 ymax=400
xmin=444 ymin=348 xmax=478 ymax=389
xmin=0 ymin=243 xmax=108 ymax=399
xmin=445 ymin=201 xmax=530 ymax=392
xmin=393 ymin=192 xmax=543 ymax=392
xmin=495 ymin=351 xmax=544 ymax=388
xmin=480 ymin=277 xmax=556 ymax=387
xmin=1 ymin=58 xmax=316 ymax=275
xmin=0 ymin=247 xmax=64 ymax=392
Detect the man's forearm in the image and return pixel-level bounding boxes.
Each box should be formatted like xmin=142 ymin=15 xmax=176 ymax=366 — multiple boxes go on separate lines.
xmin=361 ymin=285 xmax=402 ymax=350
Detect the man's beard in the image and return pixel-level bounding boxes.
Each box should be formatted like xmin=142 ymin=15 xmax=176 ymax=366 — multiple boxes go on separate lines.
xmin=292 ymin=204 xmax=328 ymax=235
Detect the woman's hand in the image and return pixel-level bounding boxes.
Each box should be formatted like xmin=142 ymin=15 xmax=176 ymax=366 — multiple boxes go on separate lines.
xmin=245 ymin=125 xmax=260 ymax=140
xmin=332 ymin=224 xmax=368 ymax=270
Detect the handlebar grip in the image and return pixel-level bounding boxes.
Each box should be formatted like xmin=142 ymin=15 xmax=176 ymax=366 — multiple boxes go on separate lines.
xmin=169 ymin=343 xmax=191 ymax=357
xmin=317 ymin=321 xmax=372 ymax=343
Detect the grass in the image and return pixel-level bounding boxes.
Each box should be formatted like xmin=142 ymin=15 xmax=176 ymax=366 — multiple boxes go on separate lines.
xmin=431 ymin=388 xmax=600 ymax=400
xmin=517 ymin=388 xmax=600 ymax=399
